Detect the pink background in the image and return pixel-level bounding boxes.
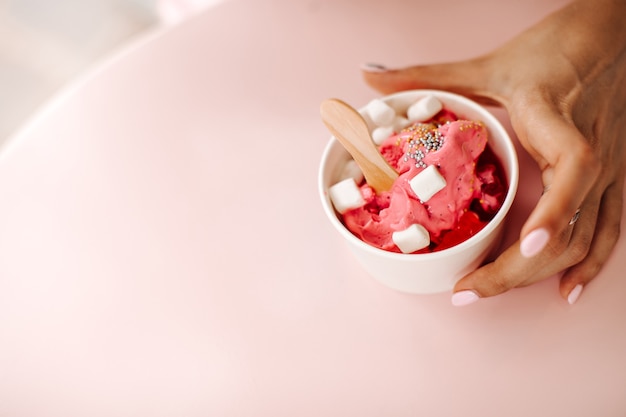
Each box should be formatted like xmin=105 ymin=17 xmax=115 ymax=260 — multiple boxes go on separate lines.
xmin=2 ymin=0 xmax=625 ymax=415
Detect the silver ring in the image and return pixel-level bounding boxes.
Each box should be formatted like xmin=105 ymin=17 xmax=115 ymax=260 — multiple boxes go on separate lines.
xmin=569 ymin=208 xmax=581 ymax=225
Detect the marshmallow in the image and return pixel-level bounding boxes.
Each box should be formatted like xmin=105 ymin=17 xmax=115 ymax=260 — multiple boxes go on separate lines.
xmin=409 ymin=165 xmax=447 ymax=202
xmin=340 ymin=159 xmax=364 ymax=184
xmin=372 ymin=126 xmax=395 ymax=145
xmin=367 ymin=99 xmax=396 ymax=126
xmin=407 ymin=95 xmax=443 ymax=122
xmin=392 ymin=224 xmax=430 ymax=253
xmin=392 ymin=116 xmax=411 ymax=131
xmin=329 ymin=178 xmax=366 ymax=214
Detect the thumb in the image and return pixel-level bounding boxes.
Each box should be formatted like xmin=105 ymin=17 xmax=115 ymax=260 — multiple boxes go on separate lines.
xmin=361 ymin=57 xmax=501 ymax=106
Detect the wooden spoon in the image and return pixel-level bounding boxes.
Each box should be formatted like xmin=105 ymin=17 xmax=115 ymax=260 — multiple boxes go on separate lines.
xmin=320 ymin=98 xmax=398 ymax=193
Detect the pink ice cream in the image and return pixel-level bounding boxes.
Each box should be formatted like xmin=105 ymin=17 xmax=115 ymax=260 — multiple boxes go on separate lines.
xmin=341 ymin=110 xmax=507 ymax=253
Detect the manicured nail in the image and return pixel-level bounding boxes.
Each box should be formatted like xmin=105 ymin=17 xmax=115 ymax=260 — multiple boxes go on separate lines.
xmin=567 ymin=284 xmax=583 ymax=305
xmin=520 ymin=228 xmax=550 ymax=258
xmin=451 ymin=290 xmax=480 ymax=307
xmin=361 ymin=63 xmax=388 ymax=72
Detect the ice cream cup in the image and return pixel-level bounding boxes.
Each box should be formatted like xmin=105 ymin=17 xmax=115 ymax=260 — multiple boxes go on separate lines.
xmin=318 ymin=89 xmax=519 ymax=294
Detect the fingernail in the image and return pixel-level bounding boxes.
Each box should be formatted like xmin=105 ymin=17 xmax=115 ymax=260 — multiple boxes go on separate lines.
xmin=361 ymin=63 xmax=388 ymax=72
xmin=567 ymin=284 xmax=583 ymax=305
xmin=520 ymin=228 xmax=550 ymax=258
xmin=451 ymin=290 xmax=480 ymax=307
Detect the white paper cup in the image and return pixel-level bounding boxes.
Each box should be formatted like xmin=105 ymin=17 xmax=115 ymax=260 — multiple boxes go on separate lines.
xmin=319 ymin=90 xmax=519 ymax=294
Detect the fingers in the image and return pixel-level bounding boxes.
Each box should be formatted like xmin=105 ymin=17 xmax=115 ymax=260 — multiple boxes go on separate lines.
xmin=361 ymin=57 xmax=502 ymax=106
xmin=513 ymin=105 xmax=601 ymax=258
xmin=451 ymin=219 xmax=577 ymax=306
xmin=559 ymin=180 xmax=624 ymax=303
xmin=452 ymin=181 xmax=621 ymax=306
xmin=451 ymin=106 xmax=602 ymax=306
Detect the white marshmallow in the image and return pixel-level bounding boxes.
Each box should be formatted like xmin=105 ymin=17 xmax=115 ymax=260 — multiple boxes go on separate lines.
xmin=392 ymin=224 xmax=430 ymax=253
xmin=392 ymin=115 xmax=411 ymax=131
xmin=367 ymin=99 xmax=396 ymax=126
xmin=329 ymin=178 xmax=366 ymax=214
xmin=372 ymin=126 xmax=395 ymax=145
xmin=340 ymin=159 xmax=364 ymax=184
xmin=409 ymin=165 xmax=447 ymax=202
xmin=407 ymin=95 xmax=443 ymax=122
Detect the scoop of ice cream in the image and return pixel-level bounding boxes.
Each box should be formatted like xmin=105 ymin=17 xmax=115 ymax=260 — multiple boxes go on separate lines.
xmin=341 ymin=113 xmax=506 ymax=253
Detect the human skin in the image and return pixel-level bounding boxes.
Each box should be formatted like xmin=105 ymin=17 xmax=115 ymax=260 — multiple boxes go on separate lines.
xmin=362 ymin=0 xmax=626 ymax=305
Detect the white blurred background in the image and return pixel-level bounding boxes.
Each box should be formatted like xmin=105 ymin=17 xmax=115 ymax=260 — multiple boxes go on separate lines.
xmin=0 ymin=0 xmax=219 ymax=147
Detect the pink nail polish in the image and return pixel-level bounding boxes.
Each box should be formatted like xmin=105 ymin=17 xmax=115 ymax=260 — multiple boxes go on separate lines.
xmin=361 ymin=63 xmax=388 ymax=72
xmin=451 ymin=290 xmax=480 ymax=307
xmin=567 ymin=284 xmax=583 ymax=305
xmin=520 ymin=228 xmax=550 ymax=258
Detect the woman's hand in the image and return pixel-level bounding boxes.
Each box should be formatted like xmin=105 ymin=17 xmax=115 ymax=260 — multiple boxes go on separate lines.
xmin=362 ymin=0 xmax=626 ymax=305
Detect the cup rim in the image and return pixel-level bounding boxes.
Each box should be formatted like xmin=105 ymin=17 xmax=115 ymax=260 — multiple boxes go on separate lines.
xmin=318 ymin=89 xmax=519 ymax=261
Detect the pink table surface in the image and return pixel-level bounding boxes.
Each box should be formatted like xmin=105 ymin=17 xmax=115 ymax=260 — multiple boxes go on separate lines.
xmin=1 ymin=0 xmax=625 ymax=415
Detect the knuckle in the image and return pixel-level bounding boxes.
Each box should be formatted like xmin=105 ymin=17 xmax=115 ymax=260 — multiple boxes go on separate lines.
xmin=580 ymin=260 xmax=603 ymax=281
xmin=486 ymin=261 xmax=517 ymax=294
xmin=488 ymin=274 xmax=514 ymax=294
xmin=572 ymin=142 xmax=601 ymax=177
xmin=567 ymin=238 xmax=591 ymax=264
xmin=544 ymin=230 xmax=570 ymax=258
xmin=569 ymin=256 xmax=604 ymax=284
